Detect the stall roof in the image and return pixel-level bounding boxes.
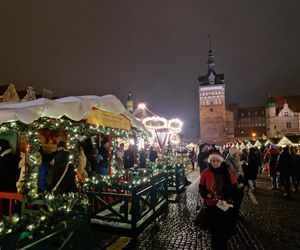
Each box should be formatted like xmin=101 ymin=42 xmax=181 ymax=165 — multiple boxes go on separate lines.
xmin=0 ymin=95 xmax=148 ymax=133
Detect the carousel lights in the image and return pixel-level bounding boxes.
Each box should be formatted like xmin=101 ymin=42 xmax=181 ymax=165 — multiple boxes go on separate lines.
xmin=143 ymin=116 xmax=168 ymax=130
xmin=168 ymin=118 xmax=183 ymax=132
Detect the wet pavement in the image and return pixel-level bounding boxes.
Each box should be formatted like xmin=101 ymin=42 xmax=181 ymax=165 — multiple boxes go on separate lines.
xmin=92 ymin=166 xmax=300 ymax=250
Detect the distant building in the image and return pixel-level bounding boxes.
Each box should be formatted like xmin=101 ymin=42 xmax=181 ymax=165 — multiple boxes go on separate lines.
xmin=229 ymin=95 xmax=300 ymax=140
xmin=198 ymin=42 xmax=234 ymax=144
xmin=198 ymin=43 xmax=300 ymax=144
xmin=229 ymin=104 xmax=266 ymax=139
xmin=265 ymin=95 xmax=300 ymax=138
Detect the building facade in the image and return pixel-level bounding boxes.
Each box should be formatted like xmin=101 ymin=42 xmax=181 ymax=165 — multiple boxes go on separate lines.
xmin=198 ymin=45 xmax=300 ymax=144
xmin=265 ymin=96 xmax=300 ymax=138
xmin=229 ymin=104 xmax=266 ymax=139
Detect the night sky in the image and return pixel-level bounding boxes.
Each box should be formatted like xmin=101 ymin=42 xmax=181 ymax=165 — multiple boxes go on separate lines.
xmin=0 ymin=1 xmax=299 ymax=139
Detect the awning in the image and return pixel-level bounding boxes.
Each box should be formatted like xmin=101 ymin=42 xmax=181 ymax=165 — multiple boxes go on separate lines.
xmin=0 ymin=94 xmax=148 ymax=133
xmin=86 ymin=108 xmax=131 ymax=131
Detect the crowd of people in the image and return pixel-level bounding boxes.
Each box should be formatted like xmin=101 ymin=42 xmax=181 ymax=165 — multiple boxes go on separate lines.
xmin=1 ymin=134 xmax=299 ymax=249
xmin=0 ymin=137 xmax=162 ymax=197
xmin=193 ymin=142 xmax=300 ymax=250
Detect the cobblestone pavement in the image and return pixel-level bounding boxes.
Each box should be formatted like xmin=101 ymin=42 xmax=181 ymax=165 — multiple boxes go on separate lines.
xmin=124 ymin=167 xmax=300 ymax=250
xmin=92 ymin=166 xmax=300 ymax=250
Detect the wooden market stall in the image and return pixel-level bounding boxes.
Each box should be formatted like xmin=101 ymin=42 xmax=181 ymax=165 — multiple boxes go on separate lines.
xmin=0 ymin=94 xmax=168 ymax=243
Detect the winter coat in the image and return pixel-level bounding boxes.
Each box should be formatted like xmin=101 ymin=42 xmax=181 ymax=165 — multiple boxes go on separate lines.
xmin=290 ymin=153 xmax=300 ymax=177
xmin=244 ymin=153 xmax=260 ymax=180
xmin=199 ymin=162 xmax=238 ymax=206
xmin=46 ymin=150 xmax=77 ymax=194
xmin=0 ymin=149 xmax=19 ymax=192
xmin=197 ymin=151 xmax=209 ymax=170
xmin=149 ymin=149 xmax=158 ymax=162
xmin=277 ymin=148 xmax=293 ymax=177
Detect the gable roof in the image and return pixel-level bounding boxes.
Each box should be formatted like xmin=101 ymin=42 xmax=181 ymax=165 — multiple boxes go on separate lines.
xmin=269 ymin=95 xmax=300 ymax=112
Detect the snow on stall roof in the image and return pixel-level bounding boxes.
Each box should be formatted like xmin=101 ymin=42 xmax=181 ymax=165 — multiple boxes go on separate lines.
xmin=0 ymin=95 xmax=148 ymax=132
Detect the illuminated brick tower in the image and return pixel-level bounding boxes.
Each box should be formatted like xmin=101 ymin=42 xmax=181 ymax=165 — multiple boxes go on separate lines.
xmin=198 ymin=42 xmax=234 ymax=144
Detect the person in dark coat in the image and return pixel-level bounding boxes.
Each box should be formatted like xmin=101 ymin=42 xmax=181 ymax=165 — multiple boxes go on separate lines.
xmin=124 ymin=145 xmax=135 ymax=169
xmin=290 ymin=147 xmax=300 ymax=192
xmin=47 ymin=149 xmax=77 ymax=194
xmin=189 ymin=148 xmax=197 ymax=170
xmin=199 ymin=152 xmax=238 ymax=250
xmin=244 ymin=147 xmax=261 ymax=191
xmin=98 ymin=139 xmax=109 ymax=174
xmin=277 ymin=146 xmax=293 ymax=197
xmin=0 ymin=139 xmax=20 ymax=216
xmin=197 ymin=143 xmax=209 ymax=173
xmin=0 ymin=139 xmax=19 ymax=192
xmin=139 ymin=148 xmax=147 ymax=168
xmin=149 ymin=147 xmax=158 ymax=163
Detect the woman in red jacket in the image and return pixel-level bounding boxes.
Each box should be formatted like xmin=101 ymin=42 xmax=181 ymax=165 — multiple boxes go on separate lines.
xmin=199 ymin=152 xmax=238 ymax=250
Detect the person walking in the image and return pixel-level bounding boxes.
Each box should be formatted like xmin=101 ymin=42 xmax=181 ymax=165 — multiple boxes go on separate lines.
xmin=290 ymin=146 xmax=300 ymax=192
xmin=189 ymin=148 xmax=197 ymax=170
xmin=265 ymin=145 xmax=280 ymax=190
xmin=277 ymin=146 xmax=293 ymax=198
xmin=245 ymin=147 xmax=261 ymax=191
xmin=199 ymin=152 xmax=238 ymax=250
xmin=0 ymin=139 xmax=20 ymax=192
xmin=225 ymin=147 xmax=244 ymax=217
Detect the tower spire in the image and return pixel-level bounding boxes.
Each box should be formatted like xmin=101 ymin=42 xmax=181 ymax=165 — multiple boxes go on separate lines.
xmin=126 ymin=89 xmax=134 ymax=113
xmin=207 ymin=35 xmax=215 ymax=70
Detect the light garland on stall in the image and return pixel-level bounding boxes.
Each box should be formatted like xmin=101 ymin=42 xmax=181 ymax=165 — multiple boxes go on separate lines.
xmin=0 ymin=193 xmax=90 ymax=237
xmin=0 ymin=117 xmax=185 ymax=236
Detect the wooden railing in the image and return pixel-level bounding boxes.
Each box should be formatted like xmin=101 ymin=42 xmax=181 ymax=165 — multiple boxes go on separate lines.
xmin=0 ymin=192 xmax=23 ymax=217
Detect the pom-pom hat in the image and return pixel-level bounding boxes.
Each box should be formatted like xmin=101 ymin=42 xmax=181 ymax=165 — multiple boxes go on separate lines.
xmin=208 ymin=151 xmax=224 ymax=163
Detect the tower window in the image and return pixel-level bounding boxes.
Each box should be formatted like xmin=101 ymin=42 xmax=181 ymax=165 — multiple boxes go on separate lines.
xmin=210 ymin=108 xmax=213 ymax=112
xmin=287 ymin=122 xmax=291 ymax=128
xmin=284 ymin=112 xmax=288 ymax=117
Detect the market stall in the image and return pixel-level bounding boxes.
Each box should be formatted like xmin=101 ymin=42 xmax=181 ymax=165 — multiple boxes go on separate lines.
xmin=0 ymin=94 xmax=153 ymax=246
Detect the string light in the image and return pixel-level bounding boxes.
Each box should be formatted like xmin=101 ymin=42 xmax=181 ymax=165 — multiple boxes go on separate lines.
xmin=0 ymin=117 xmax=186 ymax=237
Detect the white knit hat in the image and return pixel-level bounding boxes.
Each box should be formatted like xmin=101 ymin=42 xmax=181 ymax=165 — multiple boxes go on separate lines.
xmin=208 ymin=152 xmax=224 ymax=163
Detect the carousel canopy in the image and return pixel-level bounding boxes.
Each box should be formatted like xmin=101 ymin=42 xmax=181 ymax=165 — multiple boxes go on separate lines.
xmin=0 ymin=95 xmax=148 ymax=132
